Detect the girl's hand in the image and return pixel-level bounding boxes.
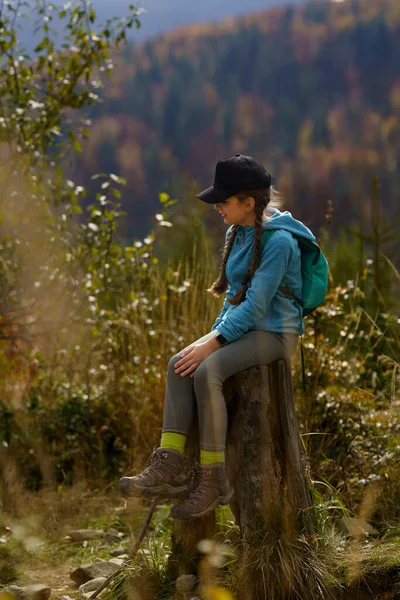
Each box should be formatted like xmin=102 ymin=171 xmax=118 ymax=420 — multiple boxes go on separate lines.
xmin=174 ymin=338 xmax=220 ymax=378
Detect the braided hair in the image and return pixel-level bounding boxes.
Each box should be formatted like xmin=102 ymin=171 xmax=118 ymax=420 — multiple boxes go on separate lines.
xmin=208 ymin=186 xmax=284 ymax=306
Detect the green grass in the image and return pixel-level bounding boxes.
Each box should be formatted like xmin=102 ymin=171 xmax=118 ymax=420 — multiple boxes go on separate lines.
xmin=0 ymin=545 xmax=20 ymax=585
xmin=344 ymin=534 xmax=400 ymax=589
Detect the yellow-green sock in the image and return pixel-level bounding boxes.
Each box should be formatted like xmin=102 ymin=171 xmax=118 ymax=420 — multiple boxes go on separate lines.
xmin=160 ymin=432 xmax=187 ymax=456
xmin=200 ymin=450 xmax=225 ymax=465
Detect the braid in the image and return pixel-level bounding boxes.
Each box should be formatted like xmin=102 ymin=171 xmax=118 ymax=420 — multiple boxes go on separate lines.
xmin=207 ymin=185 xmax=279 ymax=303
xmin=207 ymin=225 xmax=238 ymax=296
xmin=229 ymin=202 xmax=264 ymax=306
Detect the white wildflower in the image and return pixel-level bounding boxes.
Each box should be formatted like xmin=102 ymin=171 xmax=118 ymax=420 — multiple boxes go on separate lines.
xmin=28 ymin=100 xmax=45 ymax=110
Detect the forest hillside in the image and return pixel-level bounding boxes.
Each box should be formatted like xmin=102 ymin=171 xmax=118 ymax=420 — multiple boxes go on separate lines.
xmin=74 ymin=0 xmax=400 ymax=254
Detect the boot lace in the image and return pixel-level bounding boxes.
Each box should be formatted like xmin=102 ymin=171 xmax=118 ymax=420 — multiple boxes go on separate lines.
xmin=184 ymin=468 xmax=213 ymax=508
xmin=142 ymin=449 xmax=177 ymax=479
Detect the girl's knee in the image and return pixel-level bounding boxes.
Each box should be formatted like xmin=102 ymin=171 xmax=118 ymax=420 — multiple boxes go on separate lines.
xmin=167 ymin=354 xmax=181 ymax=374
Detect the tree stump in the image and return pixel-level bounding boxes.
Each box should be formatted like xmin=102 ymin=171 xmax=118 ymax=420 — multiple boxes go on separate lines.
xmin=169 ymin=359 xmax=322 ymax=599
xmin=224 ymin=360 xmax=319 ymax=599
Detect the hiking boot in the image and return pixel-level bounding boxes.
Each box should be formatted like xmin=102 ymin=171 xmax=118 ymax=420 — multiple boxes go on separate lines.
xmin=169 ymin=463 xmax=234 ymax=520
xmin=119 ymin=448 xmax=189 ymax=498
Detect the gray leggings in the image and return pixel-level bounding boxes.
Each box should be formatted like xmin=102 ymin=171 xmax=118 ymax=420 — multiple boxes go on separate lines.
xmin=163 ymin=330 xmax=299 ymax=452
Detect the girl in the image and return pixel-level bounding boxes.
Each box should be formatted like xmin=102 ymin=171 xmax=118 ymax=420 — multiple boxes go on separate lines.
xmin=119 ymin=153 xmax=317 ymax=521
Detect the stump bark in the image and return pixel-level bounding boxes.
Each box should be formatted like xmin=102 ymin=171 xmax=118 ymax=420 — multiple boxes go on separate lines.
xmin=169 ymin=359 xmax=317 ymax=597
xmin=224 ymin=359 xmax=315 ymax=543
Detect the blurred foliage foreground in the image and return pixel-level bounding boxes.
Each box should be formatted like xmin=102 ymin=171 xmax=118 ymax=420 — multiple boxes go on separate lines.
xmin=0 ymin=1 xmax=400 ymax=599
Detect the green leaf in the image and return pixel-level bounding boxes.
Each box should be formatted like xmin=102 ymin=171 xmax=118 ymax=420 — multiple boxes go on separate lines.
xmin=34 ymin=37 xmax=50 ymax=52
xmin=159 ymin=192 xmax=170 ymax=204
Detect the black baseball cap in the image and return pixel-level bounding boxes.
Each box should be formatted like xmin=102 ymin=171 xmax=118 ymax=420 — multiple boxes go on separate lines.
xmin=196 ymin=153 xmax=272 ymax=204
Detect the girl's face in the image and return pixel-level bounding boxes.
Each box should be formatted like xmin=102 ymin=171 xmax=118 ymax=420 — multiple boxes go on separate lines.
xmin=214 ymin=195 xmax=255 ymax=227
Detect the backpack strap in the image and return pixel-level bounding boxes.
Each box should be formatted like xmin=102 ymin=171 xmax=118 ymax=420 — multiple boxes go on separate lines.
xmin=300 ymin=335 xmax=307 ymax=393
xmin=278 ymin=280 xmax=304 ymax=308
xmin=261 ymin=230 xmax=304 ymax=308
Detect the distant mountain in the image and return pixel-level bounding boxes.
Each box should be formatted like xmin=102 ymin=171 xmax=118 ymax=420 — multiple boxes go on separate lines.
xmin=22 ymin=0 xmax=305 ymax=49
xmin=97 ymin=0 xmax=305 ymax=41
xmin=75 ymin=0 xmax=400 ymax=255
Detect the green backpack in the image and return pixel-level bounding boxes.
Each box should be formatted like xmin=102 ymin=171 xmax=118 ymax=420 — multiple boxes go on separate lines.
xmin=261 ymin=229 xmax=328 ymax=317
xmin=261 ymin=229 xmax=329 ymax=391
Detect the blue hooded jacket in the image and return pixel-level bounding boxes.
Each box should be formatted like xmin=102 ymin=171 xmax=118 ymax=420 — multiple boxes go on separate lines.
xmin=212 ymin=207 xmax=317 ymax=341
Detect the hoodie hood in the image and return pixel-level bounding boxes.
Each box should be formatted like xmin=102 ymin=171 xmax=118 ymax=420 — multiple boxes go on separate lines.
xmin=262 ymin=207 xmax=316 ymax=242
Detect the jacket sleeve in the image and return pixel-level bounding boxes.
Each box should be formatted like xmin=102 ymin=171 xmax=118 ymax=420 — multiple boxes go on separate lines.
xmin=211 ymin=294 xmax=231 ymax=331
xmin=210 ymin=226 xmax=233 ymax=332
xmin=215 ymin=230 xmax=293 ymax=342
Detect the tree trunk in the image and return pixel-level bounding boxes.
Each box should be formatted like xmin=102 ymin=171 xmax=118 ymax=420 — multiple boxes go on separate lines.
xmin=169 ymin=359 xmax=323 ymax=599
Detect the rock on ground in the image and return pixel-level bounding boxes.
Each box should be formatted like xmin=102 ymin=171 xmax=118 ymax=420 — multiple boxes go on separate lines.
xmin=109 ymin=557 xmax=125 ymax=566
xmin=175 ymin=575 xmax=198 ymax=593
xmin=79 ymin=577 xmax=107 ymax=594
xmin=103 ymin=528 xmax=124 ymax=544
xmin=3 ymin=584 xmax=51 ymax=600
xmin=110 ymin=546 xmax=126 ymax=557
xmin=65 ymin=529 xmax=105 ymax=543
xmin=70 ymin=560 xmax=119 ymax=585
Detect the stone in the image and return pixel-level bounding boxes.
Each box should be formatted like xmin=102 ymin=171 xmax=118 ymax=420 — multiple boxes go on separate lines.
xmin=60 ymin=597 xmax=75 ymax=600
xmin=79 ymin=578 xmax=107 ymax=594
xmin=66 ymin=529 xmax=105 ymax=543
xmin=109 ymin=557 xmax=124 ymax=566
xmin=103 ymin=528 xmax=122 ymax=544
xmin=110 ymin=546 xmax=126 ymax=557
xmin=340 ymin=516 xmax=379 ymax=536
xmin=70 ymin=561 xmax=119 ymax=585
xmin=3 ymin=585 xmax=51 ymax=600
xmin=175 ymin=575 xmax=197 ymax=593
